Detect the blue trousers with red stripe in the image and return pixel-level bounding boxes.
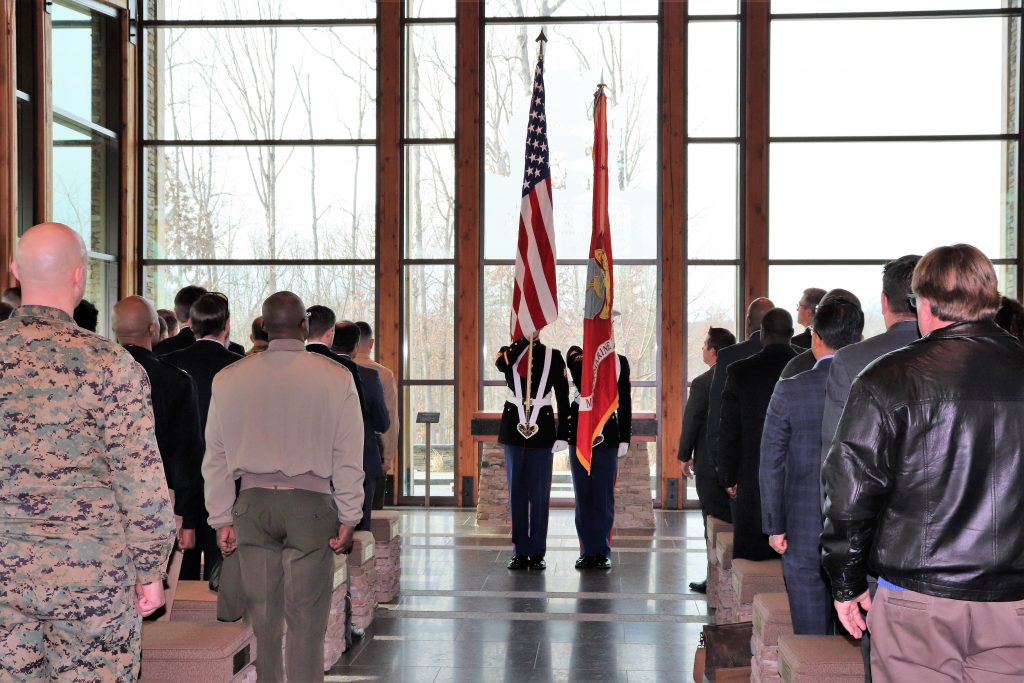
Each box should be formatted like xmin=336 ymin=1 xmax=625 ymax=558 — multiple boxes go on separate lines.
xmin=570 ymin=446 xmax=618 ymax=557
xmin=504 ymin=446 xmax=554 ymax=558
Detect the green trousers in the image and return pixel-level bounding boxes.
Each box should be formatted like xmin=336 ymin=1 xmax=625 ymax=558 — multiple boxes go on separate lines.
xmin=233 ymin=487 xmax=339 ymax=683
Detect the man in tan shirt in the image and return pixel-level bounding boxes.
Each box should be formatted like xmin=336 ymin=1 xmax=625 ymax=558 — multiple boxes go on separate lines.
xmin=353 ymin=320 xmax=399 ymax=506
xmin=202 ymin=291 xmax=364 ymax=683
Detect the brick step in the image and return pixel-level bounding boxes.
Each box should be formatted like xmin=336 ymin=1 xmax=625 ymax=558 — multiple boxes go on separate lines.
xmin=348 ymin=530 xmax=377 ymax=630
xmin=732 ymin=559 xmax=786 ymax=605
xmin=141 ymin=621 xmax=256 ymax=683
xmin=778 ymin=634 xmax=864 ymax=683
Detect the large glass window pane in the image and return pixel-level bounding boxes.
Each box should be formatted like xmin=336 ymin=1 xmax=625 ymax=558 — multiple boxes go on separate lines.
xmin=689 ymin=0 xmax=739 ymax=14
xmin=145 ymin=264 xmax=375 ymax=349
xmin=688 ymin=21 xmax=738 ymax=137
xmin=405 ymin=145 xmax=455 ymax=259
xmin=16 ymin=0 xmax=32 ymax=94
xmin=405 ymin=265 xmax=455 ymax=380
xmin=54 ymin=120 xmax=114 ymax=254
xmin=773 ymin=0 xmax=1015 ymax=13
xmin=686 ymin=266 xmax=738 ymax=384
xmin=483 ymin=264 xmax=658 ymax=384
xmin=768 ymin=264 xmax=890 ymax=338
xmin=484 ymin=22 xmax=658 ymax=260
xmin=688 ymin=144 xmax=738 ymax=259
xmin=771 ymin=17 xmax=1018 ymax=136
xmin=406 ymin=0 xmax=456 ymax=18
xmin=405 ymin=25 xmax=456 ymax=139
xmin=152 ymin=0 xmax=376 ymax=21
xmin=403 ymin=384 xmax=456 ymax=498
xmin=146 ymin=146 xmax=376 ymax=260
xmin=53 ymin=1 xmax=113 ymax=126
xmin=148 ymin=27 xmax=377 ymax=140
xmin=84 ymin=259 xmax=115 ymax=337
xmin=484 ymin=0 xmax=659 ymax=18
xmin=769 ymin=141 xmax=1017 ymax=260
xmin=771 ymin=263 xmax=1018 ymax=339
xmin=17 ymin=101 xmax=33 ymax=235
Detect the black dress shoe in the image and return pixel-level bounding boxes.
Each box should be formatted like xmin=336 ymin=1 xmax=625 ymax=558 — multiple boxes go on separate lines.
xmin=689 ymin=579 xmax=707 ymax=594
xmin=575 ymin=555 xmax=595 ymax=570
xmin=528 ymin=556 xmax=546 ymax=570
xmin=507 ymin=555 xmax=529 ymax=570
xmin=593 ymin=555 xmax=612 ymax=569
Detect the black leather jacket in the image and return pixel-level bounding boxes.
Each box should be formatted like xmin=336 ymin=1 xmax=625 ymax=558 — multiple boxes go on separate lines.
xmin=822 ymin=320 xmax=1024 ymax=602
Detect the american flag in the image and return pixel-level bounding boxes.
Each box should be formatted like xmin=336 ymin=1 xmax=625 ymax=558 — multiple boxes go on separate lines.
xmin=510 ymin=50 xmax=558 ymax=342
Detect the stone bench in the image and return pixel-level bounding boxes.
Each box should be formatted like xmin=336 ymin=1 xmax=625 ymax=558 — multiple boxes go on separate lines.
xmin=168 ymin=581 xmax=217 ymax=623
xmin=751 ymin=592 xmax=793 ymax=683
xmin=370 ymin=510 xmax=401 ymax=604
xmin=348 ymin=530 xmax=377 ymax=629
xmin=141 ymin=621 xmax=257 ymax=683
xmin=731 ymin=559 xmax=785 ymax=625
xmin=778 ymin=635 xmax=864 ymax=683
xmin=280 ymin=551 xmax=350 ymax=670
xmin=318 ymin=552 xmax=351 ymax=670
xmin=705 ymin=516 xmax=733 ymax=606
xmin=713 ymin=531 xmax=736 ymax=621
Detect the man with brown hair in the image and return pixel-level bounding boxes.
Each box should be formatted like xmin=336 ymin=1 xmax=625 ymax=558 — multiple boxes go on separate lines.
xmin=823 ymin=244 xmax=1024 ymax=681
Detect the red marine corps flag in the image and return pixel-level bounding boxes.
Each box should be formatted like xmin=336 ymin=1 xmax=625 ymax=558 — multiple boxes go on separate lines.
xmin=576 ymin=84 xmax=618 ymax=475
xmin=510 ymin=33 xmax=558 ymax=347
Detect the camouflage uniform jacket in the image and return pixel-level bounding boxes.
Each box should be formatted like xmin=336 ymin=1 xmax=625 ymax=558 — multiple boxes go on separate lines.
xmin=0 ymin=305 xmax=176 ymax=588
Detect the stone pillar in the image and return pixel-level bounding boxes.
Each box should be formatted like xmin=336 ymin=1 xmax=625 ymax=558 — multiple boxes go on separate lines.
xmin=476 ymin=442 xmax=510 ymax=526
xmin=613 ymin=443 xmax=656 ymax=530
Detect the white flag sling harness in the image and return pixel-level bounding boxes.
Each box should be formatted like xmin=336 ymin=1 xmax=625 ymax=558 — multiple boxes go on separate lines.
xmin=507 ymin=344 xmax=554 ymax=440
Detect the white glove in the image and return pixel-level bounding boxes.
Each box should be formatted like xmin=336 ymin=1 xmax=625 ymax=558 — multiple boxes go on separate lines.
xmin=552 ymin=440 xmax=569 ymax=453
xmin=617 ymin=443 xmax=629 ymax=458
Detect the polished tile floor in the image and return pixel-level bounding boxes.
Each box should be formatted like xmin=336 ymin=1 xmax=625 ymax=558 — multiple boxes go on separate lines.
xmin=326 ymin=508 xmax=709 ymax=682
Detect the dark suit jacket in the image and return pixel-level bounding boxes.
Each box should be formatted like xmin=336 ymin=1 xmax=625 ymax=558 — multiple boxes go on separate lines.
xmin=821 ymin=319 xmax=920 ymax=465
xmin=125 ymin=344 xmax=206 ymax=529
xmin=719 ymin=343 xmax=798 ymax=561
xmin=228 ymin=341 xmax=245 ymax=356
xmin=164 ymin=340 xmax=243 ymax=431
xmin=679 ymin=367 xmax=731 ymax=522
xmin=354 ymin=363 xmax=390 ymax=479
xmin=707 ymin=331 xmax=762 ymax=472
xmin=760 ymin=357 xmax=832 ymax=552
xmin=791 ymin=328 xmax=812 ymax=350
xmin=495 ymin=338 xmax=571 ymax=448
xmin=154 ymin=326 xmax=195 ymax=356
xmin=780 ymin=348 xmax=816 ymax=379
xmin=564 ymin=353 xmax=632 ymax=448
xmin=308 ymin=343 xmax=366 ymax=414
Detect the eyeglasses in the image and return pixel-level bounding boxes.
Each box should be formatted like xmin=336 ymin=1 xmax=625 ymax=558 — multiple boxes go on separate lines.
xmin=907 ymin=294 xmax=918 ymax=312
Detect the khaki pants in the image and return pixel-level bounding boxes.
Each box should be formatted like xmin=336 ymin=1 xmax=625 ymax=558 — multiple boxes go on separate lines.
xmin=869 ymin=585 xmax=1024 ymax=682
xmin=233 ymin=487 xmax=339 ymax=683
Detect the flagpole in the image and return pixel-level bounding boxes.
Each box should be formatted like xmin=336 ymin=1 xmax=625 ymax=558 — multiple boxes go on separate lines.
xmin=523 ymin=30 xmax=547 ymax=414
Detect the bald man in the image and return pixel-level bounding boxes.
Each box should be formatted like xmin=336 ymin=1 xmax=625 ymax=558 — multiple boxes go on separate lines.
xmin=0 ymin=224 xmax=175 ymax=681
xmin=203 ymin=291 xmax=364 ymax=682
xmin=705 ymin=296 xmax=775 ymax=510
xmin=114 ymin=295 xmax=205 ymax=552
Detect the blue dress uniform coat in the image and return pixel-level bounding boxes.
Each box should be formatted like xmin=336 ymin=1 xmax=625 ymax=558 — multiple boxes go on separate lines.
xmin=495 ymin=337 xmax=571 ymax=558
xmin=564 ymin=348 xmax=632 ymax=558
xmin=760 ymin=357 xmax=835 ymax=634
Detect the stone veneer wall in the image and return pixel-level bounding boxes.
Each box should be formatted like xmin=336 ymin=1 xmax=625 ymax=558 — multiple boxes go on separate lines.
xmin=476 ymin=442 xmax=655 ymax=530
